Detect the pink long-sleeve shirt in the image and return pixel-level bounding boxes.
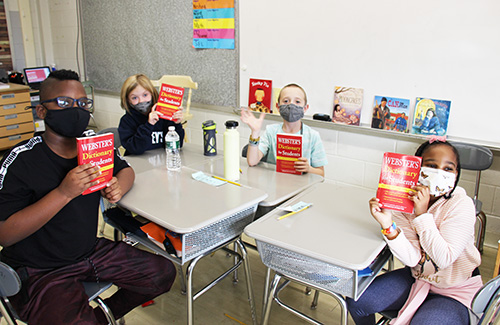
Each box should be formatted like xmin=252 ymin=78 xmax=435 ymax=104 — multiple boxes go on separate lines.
xmin=387 ymin=186 xmax=481 ymax=289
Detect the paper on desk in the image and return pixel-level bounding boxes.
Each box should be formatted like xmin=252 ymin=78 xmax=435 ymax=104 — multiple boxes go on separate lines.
xmin=278 ymin=201 xmax=312 ymax=212
xmin=191 ymin=171 xmax=226 ymax=187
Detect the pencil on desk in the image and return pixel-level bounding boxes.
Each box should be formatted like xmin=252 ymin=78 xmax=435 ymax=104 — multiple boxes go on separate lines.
xmin=212 ymin=175 xmax=242 ymax=187
xmin=278 ymin=205 xmax=311 ymax=220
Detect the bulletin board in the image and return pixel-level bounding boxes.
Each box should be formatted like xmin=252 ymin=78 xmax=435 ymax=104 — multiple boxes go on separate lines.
xmin=79 ymin=0 xmax=239 ymax=108
xmin=239 ymin=0 xmax=500 ymax=143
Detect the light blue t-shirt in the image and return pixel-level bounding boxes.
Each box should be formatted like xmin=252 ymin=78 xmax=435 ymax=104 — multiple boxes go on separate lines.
xmin=258 ymin=123 xmax=328 ymax=167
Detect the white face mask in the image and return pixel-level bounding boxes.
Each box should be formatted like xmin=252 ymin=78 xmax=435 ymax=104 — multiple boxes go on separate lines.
xmin=419 ymin=166 xmax=456 ymax=196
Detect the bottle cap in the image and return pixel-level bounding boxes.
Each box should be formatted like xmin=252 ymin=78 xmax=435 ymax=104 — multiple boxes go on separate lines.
xmin=225 ymin=120 xmax=239 ymax=128
xmin=168 ymin=126 xmax=175 ymax=131
xmin=202 ymin=120 xmax=216 ymax=130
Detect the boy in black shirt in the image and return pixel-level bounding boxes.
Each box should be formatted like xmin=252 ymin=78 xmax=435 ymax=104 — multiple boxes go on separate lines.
xmin=0 ymin=70 xmax=176 ymax=324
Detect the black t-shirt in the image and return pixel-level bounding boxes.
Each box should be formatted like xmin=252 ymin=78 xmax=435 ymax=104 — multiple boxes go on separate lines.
xmin=0 ymin=136 xmax=130 ymax=269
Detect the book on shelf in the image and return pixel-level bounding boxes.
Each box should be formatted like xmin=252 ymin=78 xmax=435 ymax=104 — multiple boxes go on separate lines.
xmin=371 ymin=95 xmax=410 ymax=133
xmin=411 ymin=98 xmax=451 ymax=136
xmin=276 ymin=133 xmax=302 ymax=175
xmin=332 ymin=86 xmax=363 ymax=126
xmin=77 ymin=132 xmax=115 ymax=195
xmin=271 ymin=87 xmax=281 ymax=115
xmin=156 ymin=83 xmax=185 ymax=120
xmin=248 ymin=78 xmax=272 ymax=113
xmin=376 ymin=152 xmax=422 ymax=213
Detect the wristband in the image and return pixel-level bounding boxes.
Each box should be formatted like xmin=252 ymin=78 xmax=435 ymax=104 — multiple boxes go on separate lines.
xmin=381 ymin=221 xmax=397 ymax=236
xmin=249 ymin=135 xmax=260 ymax=146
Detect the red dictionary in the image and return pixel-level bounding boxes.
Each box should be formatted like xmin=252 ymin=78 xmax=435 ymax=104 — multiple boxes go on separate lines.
xmin=156 ymin=83 xmax=185 ymax=120
xmin=276 ymin=133 xmax=302 ymax=175
xmin=376 ymin=152 xmax=421 ymax=213
xmin=77 ymin=133 xmax=115 ymax=195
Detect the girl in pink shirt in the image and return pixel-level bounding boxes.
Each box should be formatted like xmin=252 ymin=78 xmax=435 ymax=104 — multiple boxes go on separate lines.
xmin=347 ymin=140 xmax=482 ymax=325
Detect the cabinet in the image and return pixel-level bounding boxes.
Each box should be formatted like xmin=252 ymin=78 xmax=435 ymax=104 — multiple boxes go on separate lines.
xmin=0 ymin=84 xmax=33 ymax=151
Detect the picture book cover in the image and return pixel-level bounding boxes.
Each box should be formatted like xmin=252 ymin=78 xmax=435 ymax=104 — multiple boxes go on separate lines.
xmin=276 ymin=133 xmax=302 ymax=175
xmin=371 ymin=96 xmax=411 ymax=133
xmin=77 ymin=133 xmax=114 ymax=195
xmin=156 ymin=83 xmax=185 ymax=120
xmin=411 ymin=98 xmax=451 ymax=136
xmin=376 ymin=152 xmax=422 ymax=213
xmin=248 ymin=78 xmax=272 ymax=113
xmin=332 ymin=86 xmax=363 ymax=126
xmin=272 ymin=87 xmax=281 ymax=115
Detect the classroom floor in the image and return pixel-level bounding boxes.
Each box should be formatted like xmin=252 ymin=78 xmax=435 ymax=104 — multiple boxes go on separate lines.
xmin=1 ymin=214 xmax=497 ymax=325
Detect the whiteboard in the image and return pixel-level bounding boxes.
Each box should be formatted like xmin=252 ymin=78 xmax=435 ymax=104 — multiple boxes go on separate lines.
xmin=239 ymin=0 xmax=500 ymax=143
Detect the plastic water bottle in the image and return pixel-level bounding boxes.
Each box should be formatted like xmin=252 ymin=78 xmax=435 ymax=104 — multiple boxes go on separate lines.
xmin=223 ymin=120 xmax=240 ymax=181
xmin=165 ymin=126 xmax=181 ymax=171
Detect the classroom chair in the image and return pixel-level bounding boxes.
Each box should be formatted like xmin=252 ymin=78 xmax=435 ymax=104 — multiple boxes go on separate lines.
xmin=150 ymin=75 xmax=198 ymax=122
xmin=82 ymin=80 xmax=96 ymax=128
xmin=241 ymin=144 xmax=268 ymax=162
xmin=450 ymin=142 xmax=493 ymax=252
xmin=0 ymin=261 xmax=117 ymax=325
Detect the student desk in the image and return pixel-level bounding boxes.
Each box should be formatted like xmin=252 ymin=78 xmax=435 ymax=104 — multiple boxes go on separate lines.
xmin=244 ymin=181 xmax=392 ymax=325
xmin=118 ymin=166 xmax=267 ymax=325
xmin=187 ymin=156 xmax=324 ymax=210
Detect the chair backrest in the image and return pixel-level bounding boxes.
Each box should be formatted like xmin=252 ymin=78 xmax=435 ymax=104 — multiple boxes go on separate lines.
xmin=450 ymin=142 xmax=493 ymax=171
xmin=472 ymin=275 xmax=500 ymax=323
xmin=150 ymin=75 xmax=198 ymax=121
xmin=0 ymin=262 xmax=21 ymax=297
xmin=97 ymin=127 xmax=121 ymax=150
xmin=472 ymin=275 xmax=500 ymax=314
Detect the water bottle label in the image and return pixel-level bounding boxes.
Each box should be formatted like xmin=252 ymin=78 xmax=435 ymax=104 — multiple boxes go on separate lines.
xmin=166 ymin=141 xmax=179 ymax=150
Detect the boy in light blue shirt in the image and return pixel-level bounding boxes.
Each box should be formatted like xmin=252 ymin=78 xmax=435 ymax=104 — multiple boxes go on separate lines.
xmin=241 ymin=83 xmax=327 ymax=176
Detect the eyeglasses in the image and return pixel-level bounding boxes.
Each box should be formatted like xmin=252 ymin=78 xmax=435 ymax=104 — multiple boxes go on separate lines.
xmin=40 ymin=97 xmax=94 ymax=110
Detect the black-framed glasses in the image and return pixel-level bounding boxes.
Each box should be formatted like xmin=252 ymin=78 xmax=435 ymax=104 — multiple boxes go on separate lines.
xmin=40 ymin=97 xmax=93 ymax=110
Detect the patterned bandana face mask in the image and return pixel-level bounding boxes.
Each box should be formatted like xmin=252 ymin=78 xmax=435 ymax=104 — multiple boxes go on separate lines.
xmin=418 ymin=166 xmax=456 ymax=196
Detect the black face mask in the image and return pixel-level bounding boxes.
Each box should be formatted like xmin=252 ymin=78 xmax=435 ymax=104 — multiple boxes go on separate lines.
xmin=44 ymin=107 xmax=91 ymax=138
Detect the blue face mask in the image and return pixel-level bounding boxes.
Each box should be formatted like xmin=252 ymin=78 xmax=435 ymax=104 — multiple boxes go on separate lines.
xmin=279 ymin=103 xmax=304 ymax=122
xmin=131 ymin=100 xmax=152 ymax=114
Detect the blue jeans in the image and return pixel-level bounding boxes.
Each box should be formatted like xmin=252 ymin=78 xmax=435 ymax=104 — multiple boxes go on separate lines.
xmin=346 ymin=267 xmax=470 ymax=325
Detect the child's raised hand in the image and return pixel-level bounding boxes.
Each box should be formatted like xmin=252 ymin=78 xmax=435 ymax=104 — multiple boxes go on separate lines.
xmin=369 ymin=197 xmax=393 ymax=229
xmin=240 ymin=107 xmax=265 ymax=134
xmin=172 ymin=107 xmax=184 ymax=124
xmin=100 ymin=177 xmax=124 ymax=204
xmin=148 ymin=104 xmax=161 ymax=125
xmin=408 ymin=184 xmax=430 ymax=216
xmin=58 ymin=163 xmax=101 ymax=199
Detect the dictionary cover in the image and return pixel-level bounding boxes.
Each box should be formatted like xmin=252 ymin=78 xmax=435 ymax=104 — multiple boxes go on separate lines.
xmin=276 ymin=133 xmax=302 ymax=175
xmin=376 ymin=152 xmax=421 ymax=213
xmin=77 ymin=133 xmax=114 ymax=195
xmin=156 ymin=83 xmax=185 ymax=120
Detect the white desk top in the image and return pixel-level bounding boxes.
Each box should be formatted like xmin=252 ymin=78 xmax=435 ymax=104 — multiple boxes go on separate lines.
xmin=124 ymin=145 xmax=221 ymax=174
xmin=119 ymin=166 xmax=267 ymax=233
xmin=187 ymin=158 xmax=323 ymax=207
xmin=244 ymin=182 xmax=386 ymax=270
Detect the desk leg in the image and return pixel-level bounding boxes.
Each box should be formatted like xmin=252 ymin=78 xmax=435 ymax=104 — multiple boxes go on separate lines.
xmin=233 ymin=241 xmax=239 ymax=283
xmin=236 ymin=239 xmax=258 ymax=325
xmin=262 ymin=273 xmax=282 ymax=325
xmin=186 ymin=255 xmax=204 ymax=325
xmin=262 ymin=267 xmax=271 ymax=317
xmin=177 ymin=264 xmax=187 ymax=295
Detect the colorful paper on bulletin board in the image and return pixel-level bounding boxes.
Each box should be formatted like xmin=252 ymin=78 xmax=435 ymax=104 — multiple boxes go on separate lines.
xmin=193 ymin=0 xmax=235 ymax=49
